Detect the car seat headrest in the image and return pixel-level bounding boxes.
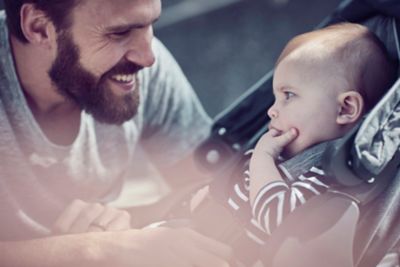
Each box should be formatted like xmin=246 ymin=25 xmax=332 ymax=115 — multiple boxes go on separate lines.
xmin=330 ymin=0 xmax=400 ymax=67
xmin=363 ymin=0 xmax=400 ymax=19
xmin=353 ymin=78 xmax=400 ymax=176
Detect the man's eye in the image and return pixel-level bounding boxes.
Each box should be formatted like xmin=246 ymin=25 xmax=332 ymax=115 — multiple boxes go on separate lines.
xmin=110 ymin=30 xmax=131 ymax=38
xmin=284 ymin=91 xmax=295 ymax=100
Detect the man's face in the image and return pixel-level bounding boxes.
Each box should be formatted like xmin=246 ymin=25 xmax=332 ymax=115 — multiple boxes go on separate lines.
xmin=49 ymin=0 xmax=161 ymax=124
xmin=269 ymin=54 xmax=346 ymax=158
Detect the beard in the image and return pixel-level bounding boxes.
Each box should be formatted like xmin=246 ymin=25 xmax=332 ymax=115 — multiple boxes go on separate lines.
xmin=48 ymin=31 xmax=141 ymax=125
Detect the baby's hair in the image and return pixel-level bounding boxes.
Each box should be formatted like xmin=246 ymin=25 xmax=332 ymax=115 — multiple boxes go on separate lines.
xmin=276 ymin=23 xmax=397 ymax=111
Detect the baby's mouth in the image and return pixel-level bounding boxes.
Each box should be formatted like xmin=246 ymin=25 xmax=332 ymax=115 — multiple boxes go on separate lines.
xmin=268 ymin=125 xmax=283 ymax=135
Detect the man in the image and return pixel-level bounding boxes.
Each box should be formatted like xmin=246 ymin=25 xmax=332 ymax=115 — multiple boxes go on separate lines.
xmin=0 ymin=0 xmax=232 ymax=266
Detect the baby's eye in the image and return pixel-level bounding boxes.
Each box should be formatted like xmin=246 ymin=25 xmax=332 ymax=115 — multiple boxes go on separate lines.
xmin=284 ymin=91 xmax=295 ymax=100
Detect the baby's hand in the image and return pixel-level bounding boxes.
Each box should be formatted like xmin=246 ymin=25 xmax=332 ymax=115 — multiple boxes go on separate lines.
xmin=249 ymin=128 xmax=297 ymax=204
xmin=52 ymin=199 xmax=131 ymax=234
xmin=253 ymin=128 xmax=298 ymax=159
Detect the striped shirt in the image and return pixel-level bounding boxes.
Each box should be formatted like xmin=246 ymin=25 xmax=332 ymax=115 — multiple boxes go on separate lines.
xmin=226 ymin=150 xmax=332 ymax=243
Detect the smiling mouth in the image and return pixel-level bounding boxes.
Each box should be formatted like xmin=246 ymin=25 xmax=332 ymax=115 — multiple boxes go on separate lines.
xmin=110 ymin=74 xmax=135 ymax=84
xmin=108 ymin=73 xmax=138 ymax=93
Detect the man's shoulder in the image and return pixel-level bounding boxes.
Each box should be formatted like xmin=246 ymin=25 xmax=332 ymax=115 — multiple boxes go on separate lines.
xmin=143 ymin=37 xmax=177 ymax=77
xmin=0 ymin=10 xmax=6 ymax=37
xmin=151 ymin=38 xmax=172 ymax=59
xmin=138 ymin=38 xmax=168 ymax=87
xmin=0 ymin=10 xmax=15 ymax=93
xmin=138 ymin=37 xmax=189 ymax=101
xmin=0 ymin=10 xmax=8 ymax=50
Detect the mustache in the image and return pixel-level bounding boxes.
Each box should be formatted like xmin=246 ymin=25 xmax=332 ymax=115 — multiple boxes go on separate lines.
xmin=105 ymin=61 xmax=144 ymax=77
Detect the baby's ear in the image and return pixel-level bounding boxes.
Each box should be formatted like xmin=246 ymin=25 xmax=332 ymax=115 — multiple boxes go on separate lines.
xmin=336 ymin=91 xmax=364 ymax=125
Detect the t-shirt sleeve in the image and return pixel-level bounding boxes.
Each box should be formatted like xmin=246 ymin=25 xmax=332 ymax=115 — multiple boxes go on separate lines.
xmin=252 ymin=166 xmax=330 ymax=235
xmin=139 ymin=38 xmax=212 ymax=168
xmin=223 ymin=152 xmax=332 ymax=243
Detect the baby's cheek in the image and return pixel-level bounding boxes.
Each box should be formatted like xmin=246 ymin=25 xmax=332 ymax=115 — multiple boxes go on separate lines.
xmin=284 ymin=136 xmax=305 ymax=158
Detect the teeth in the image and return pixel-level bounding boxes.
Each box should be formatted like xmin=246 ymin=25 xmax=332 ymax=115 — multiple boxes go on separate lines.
xmin=111 ymin=74 xmax=135 ymax=83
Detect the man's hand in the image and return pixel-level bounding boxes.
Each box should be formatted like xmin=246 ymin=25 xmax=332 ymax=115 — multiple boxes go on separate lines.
xmin=52 ymin=199 xmax=131 ymax=234
xmin=253 ymin=128 xmax=298 ymax=159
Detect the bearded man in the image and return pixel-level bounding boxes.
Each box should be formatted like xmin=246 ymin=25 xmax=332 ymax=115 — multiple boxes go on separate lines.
xmin=0 ymin=0 xmax=232 ymax=266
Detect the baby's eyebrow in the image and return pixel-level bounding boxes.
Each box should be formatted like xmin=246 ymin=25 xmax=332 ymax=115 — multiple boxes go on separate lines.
xmin=273 ymin=85 xmax=286 ymax=94
xmin=272 ymin=85 xmax=297 ymax=98
xmin=280 ymin=85 xmax=297 ymax=92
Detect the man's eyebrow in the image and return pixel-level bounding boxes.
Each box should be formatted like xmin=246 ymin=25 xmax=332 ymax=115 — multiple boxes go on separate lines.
xmin=105 ymin=17 xmax=160 ymax=32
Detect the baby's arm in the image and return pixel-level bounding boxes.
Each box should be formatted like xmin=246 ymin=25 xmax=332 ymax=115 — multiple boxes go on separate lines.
xmin=249 ymin=128 xmax=297 ymax=204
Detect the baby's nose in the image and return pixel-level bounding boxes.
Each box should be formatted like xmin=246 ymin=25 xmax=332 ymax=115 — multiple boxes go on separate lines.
xmin=267 ymin=106 xmax=278 ymax=119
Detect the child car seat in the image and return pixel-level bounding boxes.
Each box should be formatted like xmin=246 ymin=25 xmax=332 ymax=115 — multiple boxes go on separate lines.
xmin=259 ymin=77 xmax=400 ymax=267
xmin=189 ymin=0 xmax=400 ymax=266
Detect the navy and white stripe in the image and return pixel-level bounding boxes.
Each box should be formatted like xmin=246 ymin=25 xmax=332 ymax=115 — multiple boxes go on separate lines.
xmin=224 ymin=149 xmax=332 ymax=246
xmin=252 ymin=166 xmax=330 ymax=234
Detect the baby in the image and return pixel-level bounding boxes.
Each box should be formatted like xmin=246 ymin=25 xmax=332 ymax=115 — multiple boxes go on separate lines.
xmin=247 ymin=22 xmax=396 ymax=235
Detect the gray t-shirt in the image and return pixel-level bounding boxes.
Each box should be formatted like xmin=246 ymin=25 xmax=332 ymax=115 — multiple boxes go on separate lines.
xmin=0 ymin=11 xmax=212 ymax=240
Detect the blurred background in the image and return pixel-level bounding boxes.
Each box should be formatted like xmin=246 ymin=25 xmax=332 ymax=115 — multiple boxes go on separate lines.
xmin=0 ymin=0 xmax=342 ymax=117
xmin=154 ymin=0 xmax=342 ymax=117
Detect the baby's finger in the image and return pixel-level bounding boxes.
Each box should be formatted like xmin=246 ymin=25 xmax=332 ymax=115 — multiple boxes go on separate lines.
xmin=267 ymin=128 xmax=281 ymax=137
xmin=274 ymin=128 xmax=298 ymax=147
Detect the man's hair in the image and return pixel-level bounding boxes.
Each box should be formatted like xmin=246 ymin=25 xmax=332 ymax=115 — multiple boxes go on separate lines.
xmin=277 ymin=23 xmax=398 ymax=111
xmin=4 ymin=0 xmax=80 ymax=43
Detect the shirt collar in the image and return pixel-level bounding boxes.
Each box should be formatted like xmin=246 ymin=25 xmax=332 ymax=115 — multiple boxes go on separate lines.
xmin=278 ymin=141 xmax=331 ymax=182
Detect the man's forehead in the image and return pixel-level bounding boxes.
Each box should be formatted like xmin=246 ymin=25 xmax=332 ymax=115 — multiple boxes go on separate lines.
xmin=73 ymin=0 xmax=161 ymax=27
xmin=79 ymin=0 xmax=161 ymax=8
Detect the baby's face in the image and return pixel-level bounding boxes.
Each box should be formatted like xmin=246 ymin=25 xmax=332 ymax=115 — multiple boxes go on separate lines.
xmin=269 ymin=54 xmax=346 ymax=158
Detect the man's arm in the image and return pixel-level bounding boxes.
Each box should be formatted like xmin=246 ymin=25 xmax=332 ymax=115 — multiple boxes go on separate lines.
xmin=0 ymin=235 xmax=95 ymax=267
xmin=0 ymin=228 xmax=232 ymax=267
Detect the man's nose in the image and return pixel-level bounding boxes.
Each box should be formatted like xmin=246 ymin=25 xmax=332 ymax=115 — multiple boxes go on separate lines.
xmin=125 ymin=27 xmax=156 ymax=68
xmin=267 ymin=105 xmax=278 ymax=119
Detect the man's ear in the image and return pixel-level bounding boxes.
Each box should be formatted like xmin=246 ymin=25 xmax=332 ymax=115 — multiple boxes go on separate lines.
xmin=20 ymin=3 xmax=56 ymax=47
xmin=337 ymin=91 xmax=364 ymax=125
